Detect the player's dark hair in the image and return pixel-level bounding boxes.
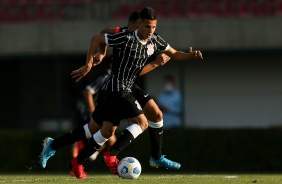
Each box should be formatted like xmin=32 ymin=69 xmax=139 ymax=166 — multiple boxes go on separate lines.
xmin=140 ymin=7 xmax=157 ymax=20
xmin=128 ymin=11 xmax=140 ymax=23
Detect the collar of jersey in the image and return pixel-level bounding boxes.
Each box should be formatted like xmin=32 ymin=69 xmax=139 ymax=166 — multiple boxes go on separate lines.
xmin=134 ymin=30 xmax=148 ymax=45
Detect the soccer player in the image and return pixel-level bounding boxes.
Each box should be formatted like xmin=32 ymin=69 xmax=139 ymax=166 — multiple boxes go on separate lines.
xmin=40 ymin=7 xmax=203 ymax=179
xmin=74 ymin=11 xmax=174 ymax=167
xmin=71 ymin=6 xmax=202 ymax=176
xmin=99 ymin=10 xmax=182 ymax=170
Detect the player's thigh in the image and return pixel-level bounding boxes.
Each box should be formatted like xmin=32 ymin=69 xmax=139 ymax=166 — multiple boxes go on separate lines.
xmin=132 ymin=85 xmax=153 ymax=108
xmin=88 ymin=118 xmax=102 ymax=134
xmin=104 ymin=92 xmax=143 ymax=124
xmin=143 ymin=99 xmax=163 ymax=122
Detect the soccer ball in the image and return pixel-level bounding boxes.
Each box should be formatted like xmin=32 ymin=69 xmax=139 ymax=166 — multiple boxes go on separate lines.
xmin=117 ymin=157 xmax=142 ymax=179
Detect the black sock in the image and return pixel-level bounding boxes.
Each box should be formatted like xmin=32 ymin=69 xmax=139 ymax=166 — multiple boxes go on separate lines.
xmin=110 ymin=129 xmax=134 ymax=156
xmin=148 ymin=126 xmax=163 ymax=160
xmin=77 ymin=138 xmax=101 ymax=164
xmin=51 ymin=126 xmax=86 ymax=150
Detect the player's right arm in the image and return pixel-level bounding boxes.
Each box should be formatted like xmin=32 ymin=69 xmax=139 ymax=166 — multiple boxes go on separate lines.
xmin=101 ymin=28 xmax=118 ymax=34
xmin=71 ymin=34 xmax=107 ymax=82
xmin=93 ymin=27 xmax=121 ymax=63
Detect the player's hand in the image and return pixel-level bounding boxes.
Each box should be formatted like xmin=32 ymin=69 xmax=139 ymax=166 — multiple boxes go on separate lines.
xmin=188 ymin=47 xmax=203 ymax=59
xmin=71 ymin=65 xmax=91 ymax=82
xmin=156 ymin=53 xmax=171 ymax=66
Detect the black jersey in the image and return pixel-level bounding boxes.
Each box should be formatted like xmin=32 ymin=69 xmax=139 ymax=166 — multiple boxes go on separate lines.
xmin=100 ymin=30 xmax=170 ymax=92
xmin=85 ymin=69 xmax=111 ymax=95
xmin=116 ymin=26 xmax=160 ymax=65
xmin=117 ymin=26 xmax=128 ymax=33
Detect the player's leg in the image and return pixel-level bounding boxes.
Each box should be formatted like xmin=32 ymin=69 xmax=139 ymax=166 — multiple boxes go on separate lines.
xmin=103 ymin=114 xmax=147 ymax=175
xmin=109 ymin=114 xmax=147 ymax=156
xmin=132 ymin=84 xmax=181 ymax=170
xmin=85 ymin=94 xmax=118 ymax=160
xmin=132 ymin=86 xmax=164 ymax=160
xmin=39 ymin=118 xmax=99 ymax=169
xmin=143 ymin=99 xmax=181 ymax=169
xmin=100 ymin=91 xmax=147 ymax=175
xmin=68 ymin=99 xmax=112 ymax=179
xmin=69 ymin=121 xmax=117 ymax=178
xmin=89 ymin=134 xmax=117 ymax=161
xmin=143 ymin=99 xmax=163 ymax=159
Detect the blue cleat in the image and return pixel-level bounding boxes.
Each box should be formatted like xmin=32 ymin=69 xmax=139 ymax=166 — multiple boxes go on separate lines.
xmin=149 ymin=155 xmax=181 ymax=170
xmin=39 ymin=137 xmax=56 ymax=168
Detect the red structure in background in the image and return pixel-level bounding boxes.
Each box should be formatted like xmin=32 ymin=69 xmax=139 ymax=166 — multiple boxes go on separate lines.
xmin=1 ymin=0 xmax=282 ymax=23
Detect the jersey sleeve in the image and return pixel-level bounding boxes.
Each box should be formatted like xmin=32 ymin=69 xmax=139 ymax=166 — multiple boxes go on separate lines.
xmin=115 ymin=26 xmax=128 ymax=33
xmin=104 ymin=32 xmax=128 ymax=48
xmin=154 ymin=34 xmax=170 ymax=52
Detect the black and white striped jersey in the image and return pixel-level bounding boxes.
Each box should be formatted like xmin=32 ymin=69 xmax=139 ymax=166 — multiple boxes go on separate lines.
xmin=115 ymin=25 xmax=128 ymax=33
xmin=100 ymin=30 xmax=170 ymax=92
xmin=115 ymin=26 xmax=161 ymax=65
xmin=85 ymin=69 xmax=111 ymax=95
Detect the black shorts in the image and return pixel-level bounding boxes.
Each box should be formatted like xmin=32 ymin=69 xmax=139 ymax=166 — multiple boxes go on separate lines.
xmin=131 ymin=84 xmax=153 ymax=108
xmin=92 ymin=90 xmax=143 ymax=126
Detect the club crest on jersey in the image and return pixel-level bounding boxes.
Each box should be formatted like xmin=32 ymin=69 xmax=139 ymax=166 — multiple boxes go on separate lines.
xmin=147 ymin=44 xmax=154 ymax=56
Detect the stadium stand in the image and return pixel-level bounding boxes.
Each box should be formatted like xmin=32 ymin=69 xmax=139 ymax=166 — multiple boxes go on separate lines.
xmin=1 ymin=0 xmax=282 ymax=23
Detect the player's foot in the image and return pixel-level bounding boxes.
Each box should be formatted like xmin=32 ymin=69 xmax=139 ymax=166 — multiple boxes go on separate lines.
xmin=149 ymin=155 xmax=181 ymax=170
xmin=68 ymin=157 xmax=87 ymax=179
xmin=103 ymin=151 xmax=119 ymax=175
xmin=39 ymin=137 xmax=56 ymax=168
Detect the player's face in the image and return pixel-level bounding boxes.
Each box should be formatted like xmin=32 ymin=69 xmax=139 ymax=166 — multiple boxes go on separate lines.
xmin=137 ymin=19 xmax=157 ymax=41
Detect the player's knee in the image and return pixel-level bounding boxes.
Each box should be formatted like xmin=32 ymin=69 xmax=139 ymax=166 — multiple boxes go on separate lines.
xmin=134 ymin=121 xmax=148 ymax=132
xmin=100 ymin=129 xmax=115 ymax=139
xmin=150 ymin=109 xmax=163 ymax=122
xmin=140 ymin=121 xmax=148 ymax=131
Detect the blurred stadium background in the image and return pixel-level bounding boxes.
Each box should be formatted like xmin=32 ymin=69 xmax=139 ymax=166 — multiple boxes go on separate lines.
xmin=0 ymin=0 xmax=282 ymax=173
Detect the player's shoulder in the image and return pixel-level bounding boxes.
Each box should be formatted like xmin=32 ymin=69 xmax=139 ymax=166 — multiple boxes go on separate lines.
xmin=153 ymin=32 xmax=160 ymax=36
xmin=119 ymin=26 xmax=128 ymax=33
xmin=152 ymin=32 xmax=167 ymax=43
xmin=151 ymin=32 xmax=164 ymax=40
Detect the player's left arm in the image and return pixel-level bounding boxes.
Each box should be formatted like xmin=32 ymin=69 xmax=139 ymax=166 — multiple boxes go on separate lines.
xmin=165 ymin=46 xmax=203 ymax=61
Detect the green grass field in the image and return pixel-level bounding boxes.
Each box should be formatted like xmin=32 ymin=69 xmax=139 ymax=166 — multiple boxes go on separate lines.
xmin=1 ymin=174 xmax=282 ymax=184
